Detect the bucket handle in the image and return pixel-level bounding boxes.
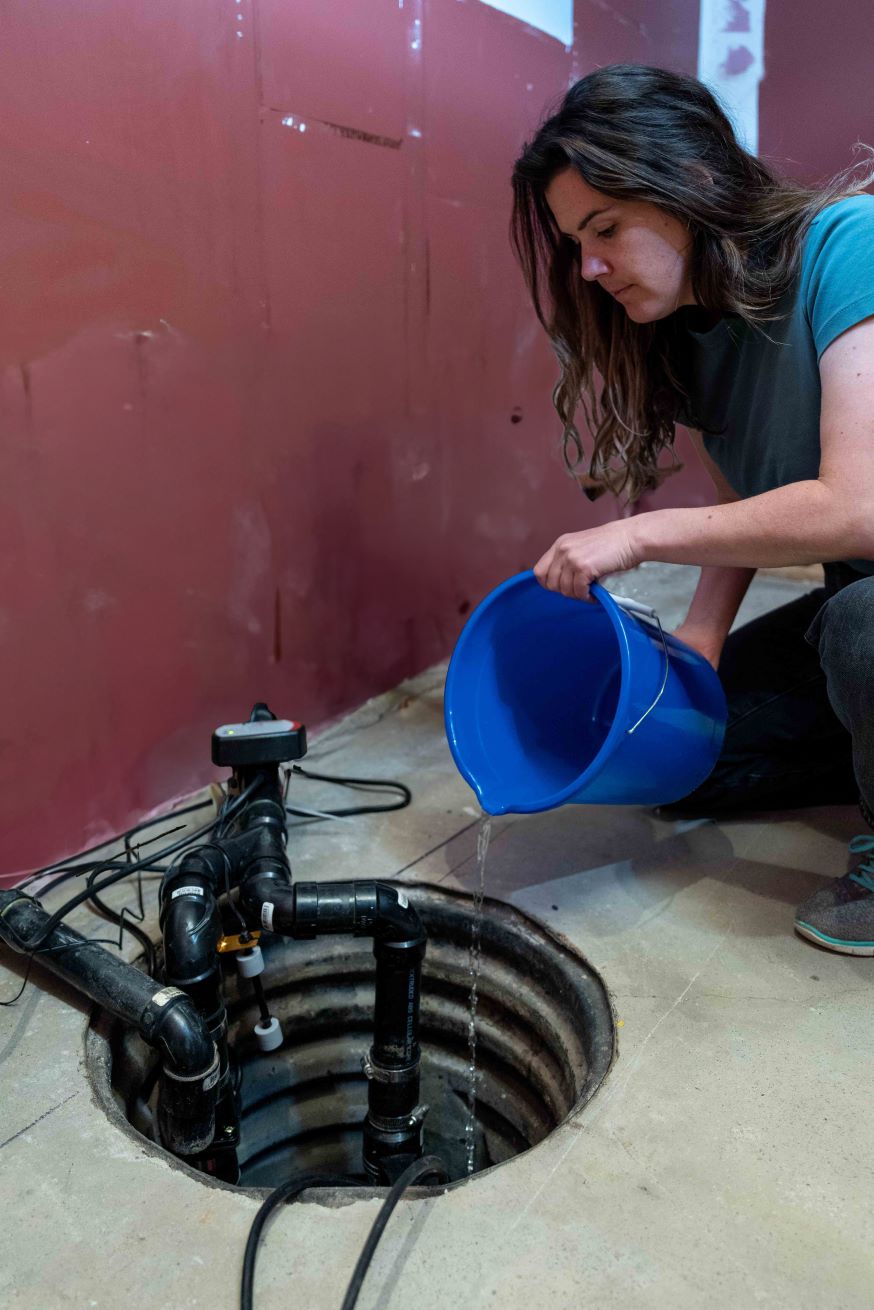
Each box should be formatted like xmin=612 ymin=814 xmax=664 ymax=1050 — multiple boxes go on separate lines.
xmin=609 ymin=594 xmax=670 ymax=735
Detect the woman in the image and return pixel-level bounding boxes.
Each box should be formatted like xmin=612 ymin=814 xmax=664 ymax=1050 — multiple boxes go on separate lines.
xmin=511 ymin=64 xmax=874 ymax=956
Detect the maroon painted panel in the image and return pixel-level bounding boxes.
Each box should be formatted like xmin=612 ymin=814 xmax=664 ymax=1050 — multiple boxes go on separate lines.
xmin=572 ymin=0 xmax=696 ymax=75
xmin=760 ymin=1 xmax=874 ymax=187
xmin=425 ymin=0 xmax=572 ymax=207
xmin=1 ymin=1 xmax=704 ymax=878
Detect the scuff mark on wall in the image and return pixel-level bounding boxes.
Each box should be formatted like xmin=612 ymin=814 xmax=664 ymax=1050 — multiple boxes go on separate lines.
xmin=424 ymin=234 xmax=431 ymax=316
xmin=272 ymin=586 xmax=282 ymax=663
xmin=83 ymin=590 xmax=115 ymax=615
xmin=324 ymin=121 xmax=403 ymax=150
xmin=19 ymin=364 xmax=32 ymax=435
xmin=132 ymin=332 xmax=149 ymax=404
xmin=272 ymin=109 xmax=403 ymax=151
xmin=227 ymin=503 xmax=271 ymax=637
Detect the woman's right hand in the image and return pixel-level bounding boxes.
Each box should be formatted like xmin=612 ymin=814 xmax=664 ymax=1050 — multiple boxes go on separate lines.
xmin=672 ymin=623 xmax=724 ymax=671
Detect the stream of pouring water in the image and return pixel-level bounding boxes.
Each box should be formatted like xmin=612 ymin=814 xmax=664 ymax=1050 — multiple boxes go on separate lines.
xmin=464 ymin=811 xmax=492 ymax=1175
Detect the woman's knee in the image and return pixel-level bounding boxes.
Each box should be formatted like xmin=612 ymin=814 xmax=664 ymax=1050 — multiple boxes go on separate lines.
xmin=805 ymin=577 xmax=874 ymax=676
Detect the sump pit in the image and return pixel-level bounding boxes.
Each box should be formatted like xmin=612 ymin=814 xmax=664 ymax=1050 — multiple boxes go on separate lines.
xmin=87 ymin=882 xmax=615 ymax=1189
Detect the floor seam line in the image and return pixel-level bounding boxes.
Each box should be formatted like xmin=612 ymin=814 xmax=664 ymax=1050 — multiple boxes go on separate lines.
xmin=0 ymin=1088 xmax=81 ymax=1152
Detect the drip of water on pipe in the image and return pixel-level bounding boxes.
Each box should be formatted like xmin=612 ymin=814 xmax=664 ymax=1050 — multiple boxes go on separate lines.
xmin=464 ymin=811 xmax=492 ymax=1175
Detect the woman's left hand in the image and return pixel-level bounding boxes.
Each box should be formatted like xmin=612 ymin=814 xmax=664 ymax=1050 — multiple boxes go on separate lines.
xmin=533 ymin=519 xmax=642 ymax=602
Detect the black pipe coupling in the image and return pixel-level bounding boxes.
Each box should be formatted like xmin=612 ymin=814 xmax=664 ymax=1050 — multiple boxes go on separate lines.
xmin=362 ymin=1055 xmax=429 ymax=1131
xmin=250 ymin=880 xmax=426 ymax=946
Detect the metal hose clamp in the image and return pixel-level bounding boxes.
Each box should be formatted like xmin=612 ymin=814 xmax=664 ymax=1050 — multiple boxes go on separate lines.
xmin=361 ymin=1052 xmax=418 ymax=1084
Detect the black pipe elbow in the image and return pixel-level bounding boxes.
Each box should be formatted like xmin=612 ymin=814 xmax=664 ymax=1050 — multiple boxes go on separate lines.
xmin=374 ymin=884 xmax=426 ymax=951
xmin=0 ymin=892 xmax=218 ymax=1156
xmin=142 ymin=990 xmax=217 ymax=1073
xmin=238 ymin=869 xmax=294 ymax=933
xmin=159 ymin=880 xmax=223 ymax=1006
xmin=141 ymin=991 xmax=220 ymax=1156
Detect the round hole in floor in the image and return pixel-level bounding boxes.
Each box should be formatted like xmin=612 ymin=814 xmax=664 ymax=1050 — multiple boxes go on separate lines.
xmin=86 ymin=882 xmax=615 ymax=1193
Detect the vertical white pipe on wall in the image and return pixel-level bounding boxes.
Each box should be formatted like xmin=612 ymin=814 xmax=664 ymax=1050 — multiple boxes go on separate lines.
xmin=698 ymin=0 xmax=766 ymax=156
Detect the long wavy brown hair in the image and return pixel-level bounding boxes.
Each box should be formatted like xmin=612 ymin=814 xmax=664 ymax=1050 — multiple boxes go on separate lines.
xmin=511 ymin=63 xmax=874 ymax=502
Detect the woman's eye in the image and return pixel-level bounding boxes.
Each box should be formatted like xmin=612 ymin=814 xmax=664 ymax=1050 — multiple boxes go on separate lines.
xmin=597 ymin=225 xmax=617 ymax=239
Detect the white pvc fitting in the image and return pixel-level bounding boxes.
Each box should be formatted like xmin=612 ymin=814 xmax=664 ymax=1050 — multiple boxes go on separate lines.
xmin=254 ymin=1016 xmax=283 ymax=1052
xmin=236 ymin=945 xmax=264 ymax=979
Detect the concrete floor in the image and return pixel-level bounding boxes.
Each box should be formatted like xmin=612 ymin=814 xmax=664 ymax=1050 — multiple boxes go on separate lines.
xmin=1 ymin=563 xmax=872 ymax=1310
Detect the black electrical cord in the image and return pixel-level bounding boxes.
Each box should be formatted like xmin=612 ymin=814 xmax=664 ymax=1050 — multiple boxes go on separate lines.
xmin=16 ymin=814 xmax=211 ymax=916
xmin=339 ymin=1156 xmax=448 ymax=1310
xmin=240 ymin=1172 xmax=356 ymax=1310
xmin=0 ymin=954 xmax=33 ymax=1006
xmin=7 ymin=778 xmax=263 ymax=955
xmin=24 ymin=859 xmax=168 ymax=905
xmin=287 ymin=764 xmax=411 ymax=818
xmin=1 ymin=779 xmax=264 ymax=1001
xmin=250 ymin=976 xmax=271 ymax=1026
xmin=239 ymin=1156 xmax=448 ymax=1310
xmin=86 ymin=885 xmax=157 ymax=977
xmin=2 ymin=859 xmax=170 ymax=1002
xmin=14 ymin=823 xmax=204 ymax=967
xmin=84 ymin=824 xmax=174 ymax=976
xmin=16 ymin=798 xmax=214 ymax=890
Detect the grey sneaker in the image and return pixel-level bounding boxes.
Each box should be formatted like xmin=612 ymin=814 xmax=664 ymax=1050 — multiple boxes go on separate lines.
xmin=794 ymin=836 xmax=874 ymax=956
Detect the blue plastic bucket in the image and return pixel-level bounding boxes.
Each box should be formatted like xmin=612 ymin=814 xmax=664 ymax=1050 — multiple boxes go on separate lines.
xmin=444 ymin=570 xmax=727 ymax=815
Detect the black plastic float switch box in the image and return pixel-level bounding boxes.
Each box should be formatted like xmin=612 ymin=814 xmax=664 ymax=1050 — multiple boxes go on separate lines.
xmin=211 ymin=718 xmax=307 ymax=767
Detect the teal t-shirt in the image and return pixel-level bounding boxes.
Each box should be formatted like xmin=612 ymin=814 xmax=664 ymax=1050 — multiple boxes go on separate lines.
xmin=676 ymin=194 xmax=874 ymax=573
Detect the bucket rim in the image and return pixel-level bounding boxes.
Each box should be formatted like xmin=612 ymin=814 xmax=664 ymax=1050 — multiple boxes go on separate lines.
xmin=444 ymin=570 xmax=635 ymax=814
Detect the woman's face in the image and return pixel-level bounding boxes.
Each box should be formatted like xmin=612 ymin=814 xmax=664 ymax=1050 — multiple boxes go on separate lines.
xmin=545 ymin=168 xmax=697 ymax=321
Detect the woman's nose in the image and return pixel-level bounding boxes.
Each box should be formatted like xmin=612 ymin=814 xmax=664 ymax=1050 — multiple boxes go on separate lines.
xmin=581 ymin=253 xmax=611 ymax=281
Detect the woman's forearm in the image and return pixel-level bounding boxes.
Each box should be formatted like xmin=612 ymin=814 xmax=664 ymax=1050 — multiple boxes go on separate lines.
xmin=680 ymin=564 xmax=757 ymax=642
xmin=634 ymin=480 xmax=872 ymax=568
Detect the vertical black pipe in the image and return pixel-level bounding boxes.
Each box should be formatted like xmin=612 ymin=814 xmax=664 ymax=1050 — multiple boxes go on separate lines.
xmin=242 ymin=878 xmax=430 ymax=1182
xmin=362 ymin=933 xmax=427 ymax=1182
xmin=372 ymin=936 xmax=423 ymax=1067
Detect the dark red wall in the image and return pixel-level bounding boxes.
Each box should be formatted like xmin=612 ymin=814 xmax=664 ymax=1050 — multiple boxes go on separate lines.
xmin=4 ymin=1 xmax=852 ymax=876
xmin=759 ymin=4 xmax=873 ymax=187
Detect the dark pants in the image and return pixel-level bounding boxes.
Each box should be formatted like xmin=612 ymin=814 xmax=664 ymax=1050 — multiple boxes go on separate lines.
xmin=667 ymin=563 xmax=874 ymax=827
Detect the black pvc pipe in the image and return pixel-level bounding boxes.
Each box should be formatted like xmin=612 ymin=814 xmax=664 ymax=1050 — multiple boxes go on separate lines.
xmin=152 ymin=752 xmax=432 ymax=1182
xmin=0 ymin=891 xmax=218 ymax=1154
